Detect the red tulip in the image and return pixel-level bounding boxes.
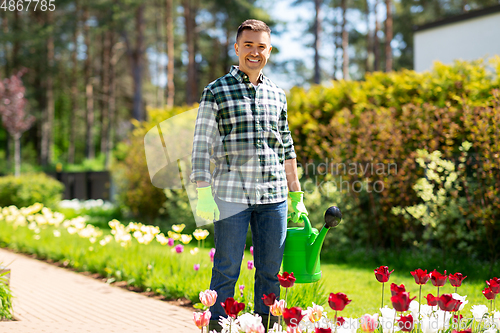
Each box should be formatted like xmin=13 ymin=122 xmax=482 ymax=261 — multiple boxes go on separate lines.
xmin=336 ymin=316 xmax=346 ymax=327
xmin=425 ymin=293 xmax=438 ymax=306
xmin=483 ymin=287 xmax=496 ymax=300
xmin=262 ymin=293 xmax=277 ymax=307
xmin=375 ymin=266 xmax=394 ymax=283
xmin=451 ymin=329 xmax=472 ymax=333
xmin=486 ymin=277 xmax=500 ymax=294
xmin=398 ymin=314 xmax=414 ymax=332
xmin=391 ymin=292 xmax=416 ymax=312
xmin=328 ymin=292 xmax=352 ymax=311
xmin=221 ymin=297 xmax=245 ymax=318
xmin=437 ymin=294 xmax=460 ymax=312
xmin=452 ymin=314 xmax=464 ymax=324
xmin=283 ymin=307 xmax=305 ymax=328
xmin=411 ymin=269 xmax=430 ymax=285
xmin=390 ymin=283 xmax=406 ymax=296
xmin=316 ymin=328 xmax=332 ymax=333
xmin=449 ymin=272 xmax=467 ymax=287
xmin=429 ymin=270 xmax=447 ymax=287
xmin=278 ymin=272 xmax=296 ymax=288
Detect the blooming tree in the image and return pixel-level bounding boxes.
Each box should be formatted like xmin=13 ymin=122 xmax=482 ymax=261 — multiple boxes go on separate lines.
xmin=0 ymin=70 xmax=35 ymax=176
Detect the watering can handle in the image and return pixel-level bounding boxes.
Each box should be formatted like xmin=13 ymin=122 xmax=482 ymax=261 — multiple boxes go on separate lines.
xmin=287 ymin=213 xmax=313 ymax=235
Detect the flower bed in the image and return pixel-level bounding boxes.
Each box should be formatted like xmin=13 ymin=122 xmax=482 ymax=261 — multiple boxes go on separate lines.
xmin=192 ymin=268 xmax=500 ymax=333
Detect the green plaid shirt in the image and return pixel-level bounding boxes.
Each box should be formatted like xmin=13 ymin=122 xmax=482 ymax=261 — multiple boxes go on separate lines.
xmin=190 ymin=65 xmax=296 ymax=205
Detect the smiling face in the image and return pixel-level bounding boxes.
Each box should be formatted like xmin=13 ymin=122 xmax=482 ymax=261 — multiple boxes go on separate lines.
xmin=234 ymin=29 xmax=272 ymax=81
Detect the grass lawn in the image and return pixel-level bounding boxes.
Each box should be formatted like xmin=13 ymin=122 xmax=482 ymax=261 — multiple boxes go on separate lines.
xmin=0 ymin=211 xmax=496 ymax=321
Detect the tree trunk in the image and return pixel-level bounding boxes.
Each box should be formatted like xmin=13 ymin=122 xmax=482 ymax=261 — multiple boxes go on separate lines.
xmin=155 ymin=0 xmax=164 ymax=108
xmin=385 ymin=0 xmax=393 ymax=72
xmin=313 ymin=0 xmax=321 ymax=84
xmin=373 ymin=0 xmax=380 ymax=71
xmin=166 ymin=0 xmax=175 ymax=107
xmin=332 ymin=1 xmax=339 ymax=80
xmin=2 ymin=12 xmax=10 ymax=166
xmin=131 ymin=3 xmax=145 ymax=121
xmin=184 ymin=0 xmax=198 ymax=105
xmin=365 ymin=0 xmax=373 ymax=74
xmin=105 ymin=31 xmax=117 ymax=169
xmin=101 ymin=29 xmax=111 ymax=157
xmin=14 ymin=133 xmax=21 ymax=177
xmin=1 ymin=12 xmax=10 ymax=78
xmin=12 ymin=10 xmax=21 ymax=71
xmin=41 ymin=10 xmax=55 ymax=166
xmin=83 ymin=5 xmax=95 ymax=159
xmin=209 ymin=37 xmax=220 ymax=82
xmin=341 ymin=0 xmax=349 ymax=80
xmin=68 ymin=0 xmax=79 ymax=164
xmin=224 ymin=23 xmax=231 ymax=74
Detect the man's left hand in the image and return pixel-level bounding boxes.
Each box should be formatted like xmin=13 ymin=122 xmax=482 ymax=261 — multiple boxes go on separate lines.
xmin=289 ymin=191 xmax=308 ymax=223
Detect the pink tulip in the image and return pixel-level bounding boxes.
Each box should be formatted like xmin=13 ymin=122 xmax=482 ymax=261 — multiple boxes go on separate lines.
xmin=250 ymin=246 xmax=254 ymax=256
xmin=240 ymin=285 xmax=245 ymax=296
xmin=175 ymin=244 xmax=184 ymax=253
xmin=193 ymin=310 xmax=211 ymax=329
xmin=199 ymin=289 xmax=218 ymax=307
xmin=167 ymin=238 xmax=174 ymax=246
xmin=360 ymin=314 xmax=379 ymax=333
xmin=247 ymin=260 xmax=254 ymax=270
xmin=270 ymin=299 xmax=286 ymax=317
xmin=193 ymin=264 xmax=200 ymax=271
xmin=246 ymin=321 xmax=265 ymax=333
xmin=209 ymin=248 xmax=215 ymax=262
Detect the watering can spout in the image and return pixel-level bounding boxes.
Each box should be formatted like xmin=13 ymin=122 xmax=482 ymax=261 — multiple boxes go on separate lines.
xmin=306 ymin=206 xmax=342 ymax=274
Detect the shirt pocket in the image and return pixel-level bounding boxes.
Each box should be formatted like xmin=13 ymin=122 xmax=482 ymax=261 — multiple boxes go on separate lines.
xmin=264 ymin=103 xmax=280 ymax=130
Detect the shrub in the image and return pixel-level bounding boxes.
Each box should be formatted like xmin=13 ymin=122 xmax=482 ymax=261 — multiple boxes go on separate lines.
xmin=0 ymin=173 xmax=64 ymax=209
xmin=112 ymin=105 xmax=196 ymax=225
xmin=0 ymin=269 xmax=13 ymax=320
xmin=287 ymin=58 xmax=500 ymax=261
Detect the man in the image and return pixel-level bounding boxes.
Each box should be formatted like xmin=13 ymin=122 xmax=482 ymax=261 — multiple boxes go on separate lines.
xmin=190 ymin=19 xmax=308 ymax=332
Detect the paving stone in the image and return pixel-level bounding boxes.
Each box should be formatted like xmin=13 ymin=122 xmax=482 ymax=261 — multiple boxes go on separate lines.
xmin=0 ymin=248 xmax=199 ymax=333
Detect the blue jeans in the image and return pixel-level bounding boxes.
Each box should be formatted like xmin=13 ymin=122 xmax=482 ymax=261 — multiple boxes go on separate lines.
xmin=209 ymin=197 xmax=288 ymax=320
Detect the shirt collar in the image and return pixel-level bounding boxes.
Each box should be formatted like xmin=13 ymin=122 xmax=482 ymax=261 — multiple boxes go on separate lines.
xmin=230 ymin=65 xmax=264 ymax=84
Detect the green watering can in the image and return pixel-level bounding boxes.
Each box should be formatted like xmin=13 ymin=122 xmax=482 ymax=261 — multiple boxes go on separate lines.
xmin=282 ymin=206 xmax=342 ymax=283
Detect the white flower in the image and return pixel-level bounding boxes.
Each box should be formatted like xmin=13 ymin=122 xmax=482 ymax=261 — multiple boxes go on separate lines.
xmin=421 ymin=315 xmax=440 ymax=333
xmin=494 ymin=311 xmax=500 ymax=330
xmin=452 ymin=293 xmax=468 ymax=311
xmin=237 ymin=313 xmax=264 ymax=333
xmin=219 ymin=316 xmax=240 ymax=333
xmin=483 ymin=328 xmax=497 ymax=333
xmin=471 ymin=305 xmax=489 ymax=321
xmin=378 ymin=308 xmax=397 ymax=333
xmin=419 ymin=304 xmax=434 ymax=317
xmin=435 ymin=310 xmax=452 ymax=330
xmin=338 ymin=317 xmax=359 ymax=333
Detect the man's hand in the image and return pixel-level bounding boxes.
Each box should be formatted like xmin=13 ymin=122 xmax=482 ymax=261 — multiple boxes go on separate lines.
xmin=289 ymin=191 xmax=308 ymax=223
xmin=196 ymin=186 xmax=220 ymax=221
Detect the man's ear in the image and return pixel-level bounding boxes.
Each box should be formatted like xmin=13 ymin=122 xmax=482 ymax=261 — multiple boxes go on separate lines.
xmin=234 ymin=42 xmax=238 ymax=56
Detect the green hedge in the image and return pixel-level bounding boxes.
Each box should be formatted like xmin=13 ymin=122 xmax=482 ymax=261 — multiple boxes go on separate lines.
xmin=0 ymin=173 xmax=64 ymax=209
xmin=287 ymin=58 xmax=500 ymax=262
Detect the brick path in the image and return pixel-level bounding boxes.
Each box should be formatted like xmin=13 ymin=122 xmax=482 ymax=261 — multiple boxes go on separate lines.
xmin=0 ymin=248 xmax=199 ymax=333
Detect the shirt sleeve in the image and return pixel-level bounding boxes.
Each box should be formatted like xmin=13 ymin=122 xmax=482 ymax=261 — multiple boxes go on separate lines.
xmin=278 ymin=91 xmax=297 ymax=161
xmin=190 ymin=86 xmax=219 ymax=184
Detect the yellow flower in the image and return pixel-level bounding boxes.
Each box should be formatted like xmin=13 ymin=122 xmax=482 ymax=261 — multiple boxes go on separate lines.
xmin=172 ymin=224 xmax=186 ymax=233
xmin=193 ymin=229 xmax=210 ymax=241
xmin=167 ymin=231 xmax=181 ymax=240
xmin=180 ymin=234 xmax=192 ymax=244
xmin=190 ymin=247 xmax=199 ymax=255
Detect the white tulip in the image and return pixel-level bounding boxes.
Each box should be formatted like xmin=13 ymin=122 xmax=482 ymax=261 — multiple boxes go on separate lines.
xmin=471 ymin=305 xmax=489 ymax=321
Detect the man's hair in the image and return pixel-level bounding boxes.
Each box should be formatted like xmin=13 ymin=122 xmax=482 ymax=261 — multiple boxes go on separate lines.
xmin=236 ymin=19 xmax=271 ymax=43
